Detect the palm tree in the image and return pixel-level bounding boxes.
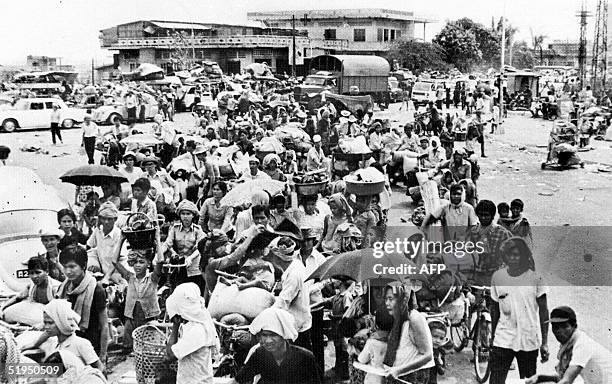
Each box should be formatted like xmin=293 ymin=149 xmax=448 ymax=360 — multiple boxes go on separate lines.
xmin=532 ymin=33 xmax=547 ymax=66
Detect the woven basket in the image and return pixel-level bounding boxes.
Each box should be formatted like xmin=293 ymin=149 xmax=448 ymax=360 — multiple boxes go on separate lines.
xmin=345 ymin=180 xmax=385 ymax=196
xmin=122 ymin=212 xmax=156 ymax=250
xmin=132 ymin=324 xmax=177 ymax=384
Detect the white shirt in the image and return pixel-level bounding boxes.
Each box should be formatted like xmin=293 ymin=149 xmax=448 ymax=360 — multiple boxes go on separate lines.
xmin=570 ymin=330 xmax=612 ymax=384
xmin=295 ymin=249 xmax=327 ymax=305
xmin=491 ymin=268 xmax=548 ymax=352
xmin=274 ymin=258 xmax=312 ymax=332
xmin=171 ymin=322 xmax=215 ymax=384
xmin=41 ymin=334 xmax=98 ymax=366
xmin=51 ymin=110 xmax=61 ymax=124
xmin=239 ymin=170 xmax=271 ymax=181
xmin=82 ymin=122 xmax=100 ymax=138
xmin=86 ymin=226 xmax=124 ymax=274
xmin=306 ymin=147 xmax=325 ymax=171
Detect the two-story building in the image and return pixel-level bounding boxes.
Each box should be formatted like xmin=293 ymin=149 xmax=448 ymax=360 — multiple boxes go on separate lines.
xmin=99 ymin=20 xmax=310 ymax=75
xmin=247 ymin=8 xmax=434 ymax=56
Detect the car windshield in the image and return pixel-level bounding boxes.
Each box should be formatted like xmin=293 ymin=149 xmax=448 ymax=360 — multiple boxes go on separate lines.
xmin=389 ymin=80 xmax=399 ymax=88
xmin=0 ymin=210 xmax=57 ymax=238
xmin=304 ymin=77 xmax=326 ymax=86
xmin=13 ymin=100 xmax=29 ymax=110
xmin=414 ymin=82 xmax=433 ymax=92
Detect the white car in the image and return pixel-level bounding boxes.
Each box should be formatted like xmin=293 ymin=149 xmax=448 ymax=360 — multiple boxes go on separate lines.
xmin=92 ymin=93 xmax=159 ymax=125
xmin=0 ymin=166 xmax=67 ymax=294
xmin=411 ymin=81 xmax=437 ymax=107
xmin=0 ymin=98 xmax=85 ymax=133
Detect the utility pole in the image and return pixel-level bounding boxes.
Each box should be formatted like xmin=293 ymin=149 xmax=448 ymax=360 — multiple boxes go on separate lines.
xmin=91 ymin=58 xmax=95 ymax=85
xmin=500 ymin=3 xmax=506 ymax=122
xmin=591 ymin=0 xmax=608 ymax=93
xmin=577 ymin=2 xmax=592 ymax=90
xmin=292 ymin=14 xmax=296 ymax=78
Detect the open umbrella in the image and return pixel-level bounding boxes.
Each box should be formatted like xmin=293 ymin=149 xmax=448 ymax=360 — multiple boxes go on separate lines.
xmin=60 ymin=165 xmax=127 ymax=186
xmin=220 ymin=179 xmax=286 ymax=207
xmin=307 ymin=248 xmax=428 ymax=282
xmin=120 ymin=134 xmax=162 ymax=146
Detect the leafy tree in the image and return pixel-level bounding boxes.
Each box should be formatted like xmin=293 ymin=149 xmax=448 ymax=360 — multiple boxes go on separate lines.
xmin=385 ymin=40 xmax=451 ymax=74
xmin=511 ymin=41 xmax=534 ymax=69
xmin=434 ymin=20 xmax=482 ymax=72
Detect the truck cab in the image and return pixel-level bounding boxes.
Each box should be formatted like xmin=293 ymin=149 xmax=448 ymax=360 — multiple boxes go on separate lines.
xmin=294 ymin=72 xmax=338 ymax=102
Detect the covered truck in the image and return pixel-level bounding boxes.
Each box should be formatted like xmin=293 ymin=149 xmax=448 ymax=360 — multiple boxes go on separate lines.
xmin=294 ymin=54 xmax=390 ymax=104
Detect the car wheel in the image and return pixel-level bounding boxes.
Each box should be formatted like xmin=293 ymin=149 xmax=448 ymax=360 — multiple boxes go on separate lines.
xmin=1 ymin=119 xmax=18 ymax=133
xmin=62 ymin=119 xmax=75 ymax=128
xmin=107 ymin=113 xmax=121 ymax=125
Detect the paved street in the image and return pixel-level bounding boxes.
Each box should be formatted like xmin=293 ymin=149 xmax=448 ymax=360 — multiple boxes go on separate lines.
xmin=2 ymin=107 xmax=611 ymax=383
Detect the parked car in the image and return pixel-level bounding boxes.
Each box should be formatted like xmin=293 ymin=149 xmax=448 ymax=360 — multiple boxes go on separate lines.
xmin=0 ymin=166 xmax=67 ymax=294
xmin=411 ymin=81 xmax=437 ymax=107
xmin=92 ymin=93 xmax=159 ymax=125
xmin=0 ymin=97 xmax=85 ymax=133
xmin=388 ymin=77 xmax=403 ymax=103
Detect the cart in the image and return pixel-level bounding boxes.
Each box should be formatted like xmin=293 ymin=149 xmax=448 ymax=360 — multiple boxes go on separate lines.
xmin=541 ymin=122 xmax=584 ymax=170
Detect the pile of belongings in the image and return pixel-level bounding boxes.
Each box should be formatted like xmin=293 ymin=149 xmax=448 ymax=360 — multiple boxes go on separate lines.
xmin=338 ymin=136 xmax=371 ymax=154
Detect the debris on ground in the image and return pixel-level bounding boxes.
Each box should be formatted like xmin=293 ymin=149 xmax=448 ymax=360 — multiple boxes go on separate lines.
xmin=20 ymin=146 xmax=49 ymax=155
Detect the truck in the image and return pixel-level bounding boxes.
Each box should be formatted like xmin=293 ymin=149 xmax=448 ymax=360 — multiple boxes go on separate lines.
xmin=294 ymin=54 xmax=390 ymax=105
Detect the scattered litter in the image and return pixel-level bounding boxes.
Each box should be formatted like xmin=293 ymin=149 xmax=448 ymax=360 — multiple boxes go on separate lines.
xmin=518 ymin=146 xmax=527 ymax=150
xmin=563 ymin=223 xmax=570 ymax=226
xmin=51 ymin=152 xmax=71 ymax=158
xmin=597 ymin=165 xmax=612 ymax=172
xmin=20 ymin=146 xmax=49 ymax=155
xmin=539 ymin=191 xmax=554 ymax=196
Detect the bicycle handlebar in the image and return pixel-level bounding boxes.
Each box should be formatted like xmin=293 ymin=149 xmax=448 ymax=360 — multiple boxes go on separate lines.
xmin=163 ymin=263 xmax=187 ymax=268
xmin=213 ymin=319 xmax=250 ymax=331
xmin=470 ymin=285 xmax=491 ymax=292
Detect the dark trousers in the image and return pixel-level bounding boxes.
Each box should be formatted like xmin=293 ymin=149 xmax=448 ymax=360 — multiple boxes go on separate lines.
xmin=310 ymin=309 xmax=325 ymax=375
xmin=127 ymin=107 xmax=137 ymax=125
xmin=83 ymin=136 xmax=96 ymax=164
xmin=489 ymin=347 xmax=538 ymax=384
xmin=51 ymin=123 xmax=62 ymax=144
xmin=436 ymin=100 xmax=443 ymax=110
xmin=294 ymin=328 xmax=313 ymax=352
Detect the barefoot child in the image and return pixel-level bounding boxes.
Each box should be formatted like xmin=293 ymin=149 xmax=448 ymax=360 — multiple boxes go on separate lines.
xmin=357 ymin=309 xmax=394 ymax=384
xmin=428 ymin=320 xmax=448 ymax=384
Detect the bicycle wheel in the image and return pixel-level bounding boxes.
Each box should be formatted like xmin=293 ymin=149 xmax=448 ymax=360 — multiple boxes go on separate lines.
xmin=473 ymin=313 xmax=492 ymax=383
xmin=450 ymin=321 xmax=470 ymax=352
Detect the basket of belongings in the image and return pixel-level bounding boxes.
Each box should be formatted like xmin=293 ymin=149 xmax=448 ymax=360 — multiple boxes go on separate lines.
xmin=122 ymin=212 xmax=156 ymax=250
xmin=293 ymin=171 xmax=329 ymax=196
xmin=344 ymin=167 xmax=386 ymax=196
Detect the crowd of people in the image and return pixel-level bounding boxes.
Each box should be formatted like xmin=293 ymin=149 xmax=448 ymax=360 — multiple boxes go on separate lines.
xmin=1 ymin=74 xmax=611 ymax=384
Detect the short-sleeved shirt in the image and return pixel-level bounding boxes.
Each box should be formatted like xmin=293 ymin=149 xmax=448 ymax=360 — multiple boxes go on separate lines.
xmin=274 ymin=258 xmax=312 ymax=332
xmin=42 ymin=334 xmax=99 ymax=366
xmin=131 ymin=197 xmax=158 ymax=223
xmin=569 ymin=330 xmax=612 ymax=384
xmin=199 ymin=198 xmax=232 ymax=231
xmin=82 ymin=123 xmax=99 ymax=138
xmin=431 ymin=202 xmax=479 ymax=241
xmin=235 ymin=344 xmax=321 ymax=384
xmin=491 ymin=269 xmax=547 ymax=352
xmin=86 ymin=226 xmax=123 ymax=274
xmin=163 ymin=223 xmax=205 ymax=277
xmin=171 ymin=322 xmax=214 ymax=384
xmin=63 ymin=284 xmax=106 ymax=354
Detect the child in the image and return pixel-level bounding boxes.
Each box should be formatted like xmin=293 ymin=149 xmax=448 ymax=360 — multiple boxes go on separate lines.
xmin=161 ymin=200 xmax=205 ymax=294
xmin=223 ymin=237 xmax=275 ymax=292
xmin=166 ymin=283 xmax=220 ymax=384
xmin=131 ymin=178 xmax=158 ymax=223
xmin=357 ymin=309 xmax=395 ymax=384
xmin=282 ymin=150 xmax=298 ymax=175
xmin=352 ymin=195 xmax=377 ymax=249
xmin=0 ymin=257 xmax=58 ymax=317
xmin=81 ymin=191 xmax=100 ymax=237
xmin=466 ymin=93 xmax=474 ymax=115
xmin=37 ymin=227 xmax=66 ymax=282
xmin=465 ymin=124 xmax=479 ymax=157
xmin=112 ymin=248 xmax=162 ymax=352
xmin=330 ymin=278 xmax=355 ymax=381
xmin=319 ymin=193 xmax=352 ymax=254
xmin=509 ymin=199 xmax=534 ymax=247
xmin=428 ymin=320 xmax=447 ymax=384
xmin=496 ymin=202 xmax=512 ymax=230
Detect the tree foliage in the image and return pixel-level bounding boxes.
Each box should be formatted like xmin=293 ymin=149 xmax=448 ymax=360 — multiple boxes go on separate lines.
xmin=511 ymin=41 xmax=534 ymax=69
xmin=386 ymin=40 xmax=450 ymax=74
xmin=434 ymin=18 xmax=500 ymax=71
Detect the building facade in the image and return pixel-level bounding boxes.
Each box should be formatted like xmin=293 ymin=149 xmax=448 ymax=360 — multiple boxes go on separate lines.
xmin=26 ymin=55 xmax=74 ymax=72
xmin=247 ymin=8 xmax=434 ymax=56
xmin=99 ymin=20 xmax=309 ymax=75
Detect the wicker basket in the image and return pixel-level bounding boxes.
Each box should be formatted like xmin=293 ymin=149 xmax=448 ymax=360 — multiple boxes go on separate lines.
xmin=133 ymin=324 xmax=177 ymax=384
xmin=294 ymin=180 xmax=328 ymax=196
xmin=122 ymin=212 xmax=156 ymax=250
xmin=345 ymin=180 xmax=385 ymax=196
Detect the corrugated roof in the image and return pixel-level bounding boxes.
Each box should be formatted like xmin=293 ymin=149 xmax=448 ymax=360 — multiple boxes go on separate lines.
xmin=149 ymin=21 xmax=211 ymax=31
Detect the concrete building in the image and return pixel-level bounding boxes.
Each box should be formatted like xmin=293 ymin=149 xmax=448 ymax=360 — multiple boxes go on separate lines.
xmin=247 ymin=8 xmax=434 ymax=56
xmin=26 ymin=55 xmax=74 ymax=72
xmin=99 ymin=20 xmax=309 ymax=75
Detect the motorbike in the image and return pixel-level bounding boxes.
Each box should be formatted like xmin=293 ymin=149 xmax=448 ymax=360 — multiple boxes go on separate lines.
xmin=532 ymin=98 xmax=559 ymax=120
xmin=508 ymin=94 xmax=532 ymax=111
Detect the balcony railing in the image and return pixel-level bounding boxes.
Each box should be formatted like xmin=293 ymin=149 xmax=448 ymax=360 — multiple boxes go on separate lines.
xmin=101 ymin=35 xmax=310 ymax=49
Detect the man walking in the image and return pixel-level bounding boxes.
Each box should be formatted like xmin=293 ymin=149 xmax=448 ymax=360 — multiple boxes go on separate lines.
xmin=50 ymin=104 xmax=63 ymax=145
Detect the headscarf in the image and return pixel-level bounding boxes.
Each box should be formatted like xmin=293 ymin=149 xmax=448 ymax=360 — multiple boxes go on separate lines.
xmin=176 ymin=200 xmax=199 ymax=216
xmin=44 ymin=299 xmax=81 ymax=336
xmin=268 ymin=236 xmax=297 ymax=262
xmin=263 ymin=153 xmax=282 ymax=169
xmin=97 ymin=201 xmax=118 ymax=218
xmin=165 ymin=283 xmax=220 ymax=350
xmin=383 ymin=283 xmax=415 ymax=366
xmin=251 ymin=189 xmax=269 ymax=206
xmin=249 ymin=307 xmax=298 ymax=341
xmin=328 ymin=193 xmax=352 ymax=218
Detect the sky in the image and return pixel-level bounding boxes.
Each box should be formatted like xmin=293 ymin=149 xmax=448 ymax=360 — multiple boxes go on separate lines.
xmin=0 ymin=0 xmax=599 ymax=67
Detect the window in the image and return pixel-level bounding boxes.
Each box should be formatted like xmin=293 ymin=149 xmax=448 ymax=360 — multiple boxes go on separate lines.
xmin=390 ymin=30 xmax=396 ymax=40
xmin=383 ymin=29 xmax=389 ymax=42
xmin=123 ymin=50 xmax=139 ymax=60
xmin=324 ymin=29 xmax=336 ymax=40
xmin=129 ymin=62 xmax=138 ymax=71
xmin=354 ymin=29 xmax=366 ymax=42
xmin=377 ymin=29 xmax=383 ymax=42
xmin=30 ymin=102 xmax=44 ymax=110
xmin=396 ymin=30 xmax=402 ymax=39
xmin=45 ymin=102 xmax=54 ymax=109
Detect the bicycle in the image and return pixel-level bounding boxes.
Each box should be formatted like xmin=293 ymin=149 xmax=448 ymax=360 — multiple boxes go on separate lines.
xmin=212 ymin=319 xmax=252 ymax=378
xmin=449 ymin=285 xmax=492 ymax=383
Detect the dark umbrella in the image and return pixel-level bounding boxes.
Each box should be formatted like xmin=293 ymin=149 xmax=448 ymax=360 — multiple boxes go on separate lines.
xmin=59 ymin=165 xmax=128 ymax=186
xmin=307 ymin=248 xmax=427 ymax=282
